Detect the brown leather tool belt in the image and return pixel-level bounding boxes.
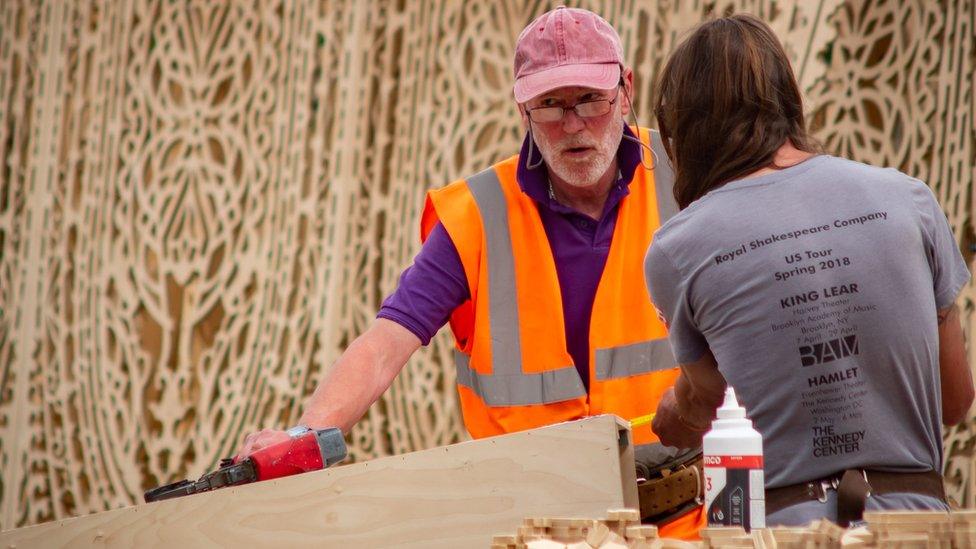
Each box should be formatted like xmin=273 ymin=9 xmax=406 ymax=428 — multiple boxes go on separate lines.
xmin=765 ymin=468 xmax=945 ymax=527
xmin=635 ymin=445 xmax=703 ymax=525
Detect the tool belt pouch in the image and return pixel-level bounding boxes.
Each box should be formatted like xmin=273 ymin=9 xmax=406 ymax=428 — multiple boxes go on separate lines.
xmin=635 ymin=444 xmax=703 ymax=525
xmin=765 ymin=469 xmax=945 ymax=528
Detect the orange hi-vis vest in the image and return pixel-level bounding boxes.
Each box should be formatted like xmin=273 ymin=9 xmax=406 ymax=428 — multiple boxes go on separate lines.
xmin=420 ymin=128 xmax=679 ymax=445
xmin=420 ymin=128 xmax=706 ymax=539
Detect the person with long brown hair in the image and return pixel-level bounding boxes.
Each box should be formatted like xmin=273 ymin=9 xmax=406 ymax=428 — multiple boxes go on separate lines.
xmin=646 ymin=14 xmax=973 ymax=526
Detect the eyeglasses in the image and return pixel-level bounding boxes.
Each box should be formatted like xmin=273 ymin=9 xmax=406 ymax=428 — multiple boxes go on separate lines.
xmin=525 ymin=87 xmax=622 ymax=123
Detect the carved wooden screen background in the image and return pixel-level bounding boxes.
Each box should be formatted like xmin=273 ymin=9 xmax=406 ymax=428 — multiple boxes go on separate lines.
xmin=1 ymin=0 xmax=973 ymax=529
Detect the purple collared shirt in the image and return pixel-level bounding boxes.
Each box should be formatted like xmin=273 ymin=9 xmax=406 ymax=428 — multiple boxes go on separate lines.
xmin=378 ymin=126 xmax=642 ymax=391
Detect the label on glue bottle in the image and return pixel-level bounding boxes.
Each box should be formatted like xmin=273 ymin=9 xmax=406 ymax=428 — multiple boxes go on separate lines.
xmin=703 ymin=387 xmax=765 ymax=530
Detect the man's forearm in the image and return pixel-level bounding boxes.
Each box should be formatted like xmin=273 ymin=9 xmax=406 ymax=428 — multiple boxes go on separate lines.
xmin=297 ymin=348 xmax=387 ymax=433
xmin=938 ymin=304 xmax=974 ymax=425
xmin=298 ymin=319 xmax=421 ymax=433
xmin=652 ymin=350 xmax=726 ymax=447
xmin=674 ymin=369 xmax=725 ymax=430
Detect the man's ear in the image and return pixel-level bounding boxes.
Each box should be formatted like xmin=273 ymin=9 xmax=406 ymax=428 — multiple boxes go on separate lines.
xmin=621 ymin=67 xmax=635 ymax=117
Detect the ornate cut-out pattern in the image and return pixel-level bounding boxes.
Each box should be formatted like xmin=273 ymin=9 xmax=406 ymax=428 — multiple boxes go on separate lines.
xmin=0 ymin=0 xmax=972 ymax=527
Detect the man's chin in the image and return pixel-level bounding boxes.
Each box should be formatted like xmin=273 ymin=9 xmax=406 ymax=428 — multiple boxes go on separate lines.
xmin=551 ymin=170 xmax=606 ymax=189
xmin=550 ymin=162 xmax=611 ymax=188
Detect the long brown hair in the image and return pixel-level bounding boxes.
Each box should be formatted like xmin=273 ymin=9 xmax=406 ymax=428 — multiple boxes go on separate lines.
xmin=654 ymin=14 xmax=821 ymax=210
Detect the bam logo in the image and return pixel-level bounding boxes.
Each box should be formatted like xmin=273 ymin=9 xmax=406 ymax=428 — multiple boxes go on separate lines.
xmin=799 ymin=335 xmax=859 ymax=367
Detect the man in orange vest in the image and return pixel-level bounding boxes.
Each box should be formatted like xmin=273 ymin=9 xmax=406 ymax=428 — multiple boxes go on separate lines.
xmin=237 ymin=6 xmax=704 ymax=538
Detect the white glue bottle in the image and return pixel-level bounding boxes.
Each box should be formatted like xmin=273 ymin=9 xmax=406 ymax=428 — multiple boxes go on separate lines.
xmin=703 ymin=386 xmax=765 ymax=530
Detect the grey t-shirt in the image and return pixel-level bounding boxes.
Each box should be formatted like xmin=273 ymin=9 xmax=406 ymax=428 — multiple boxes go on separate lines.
xmin=645 ymin=155 xmax=970 ymax=488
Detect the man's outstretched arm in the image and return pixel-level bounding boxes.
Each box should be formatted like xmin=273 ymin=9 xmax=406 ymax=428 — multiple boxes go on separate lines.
xmin=235 ymin=318 xmax=421 ymax=458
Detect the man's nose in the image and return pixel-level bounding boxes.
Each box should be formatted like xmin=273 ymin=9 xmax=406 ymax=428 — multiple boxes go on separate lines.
xmin=561 ymin=108 xmax=586 ymax=133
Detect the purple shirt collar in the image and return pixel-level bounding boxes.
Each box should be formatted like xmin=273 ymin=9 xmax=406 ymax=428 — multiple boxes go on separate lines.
xmin=515 ymin=125 xmax=644 ymax=220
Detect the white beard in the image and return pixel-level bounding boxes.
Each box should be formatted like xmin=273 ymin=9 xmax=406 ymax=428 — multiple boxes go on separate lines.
xmin=533 ymin=115 xmax=624 ymax=189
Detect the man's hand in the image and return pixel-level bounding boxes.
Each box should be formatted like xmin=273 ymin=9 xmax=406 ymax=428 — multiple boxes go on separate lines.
xmin=234 ymin=428 xmax=291 ymax=462
xmin=653 ymin=387 xmax=708 ymax=448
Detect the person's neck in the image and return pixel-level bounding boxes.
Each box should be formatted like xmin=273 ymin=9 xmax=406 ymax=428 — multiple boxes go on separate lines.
xmin=741 ymin=141 xmax=815 ymax=180
xmin=548 ymin=161 xmax=618 ymax=220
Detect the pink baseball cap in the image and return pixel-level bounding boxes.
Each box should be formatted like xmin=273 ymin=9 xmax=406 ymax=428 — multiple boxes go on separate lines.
xmin=513 ymin=7 xmax=623 ymax=103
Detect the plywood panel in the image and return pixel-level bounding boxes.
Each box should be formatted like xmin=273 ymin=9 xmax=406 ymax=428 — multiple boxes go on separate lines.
xmin=0 ymin=415 xmax=636 ymax=548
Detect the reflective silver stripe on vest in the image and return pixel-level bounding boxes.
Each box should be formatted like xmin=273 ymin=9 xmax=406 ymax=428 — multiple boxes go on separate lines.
xmin=454 ymin=350 xmax=587 ymax=406
xmin=456 ymin=168 xmax=586 ymax=406
xmin=650 ymin=129 xmax=678 ymax=224
xmin=594 ymin=338 xmax=676 ymax=381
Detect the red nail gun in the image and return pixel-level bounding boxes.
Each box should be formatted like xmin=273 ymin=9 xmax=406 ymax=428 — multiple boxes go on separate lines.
xmin=144 ymin=427 xmax=346 ymax=503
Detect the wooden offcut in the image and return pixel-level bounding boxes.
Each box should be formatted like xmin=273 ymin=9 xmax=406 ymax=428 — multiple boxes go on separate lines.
xmin=0 ymin=415 xmax=638 ymax=548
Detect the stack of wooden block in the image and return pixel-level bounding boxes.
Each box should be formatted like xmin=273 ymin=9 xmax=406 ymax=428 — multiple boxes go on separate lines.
xmin=494 ymin=510 xmax=976 ymax=548
xmin=490 ymin=508 xmax=695 ymax=549
xmin=766 ymin=519 xmax=845 ymax=547
xmin=701 ymin=512 xmax=976 ymax=547
xmin=842 ymin=509 xmax=976 ymax=547
xmin=700 ymin=519 xmax=843 ymax=548
xmin=699 ymin=526 xmax=775 ymax=547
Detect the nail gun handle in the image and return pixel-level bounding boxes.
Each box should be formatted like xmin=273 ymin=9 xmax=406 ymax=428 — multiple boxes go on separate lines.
xmin=249 ymin=427 xmax=347 ymax=481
